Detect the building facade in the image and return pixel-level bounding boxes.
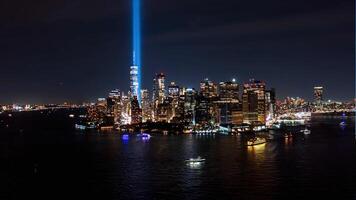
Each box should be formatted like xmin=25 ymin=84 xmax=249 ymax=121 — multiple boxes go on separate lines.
xmin=200 ymin=78 xmax=218 ymax=98
xmin=242 ymin=79 xmax=266 ymax=124
xmin=314 ymin=86 xmax=323 ymax=104
xmin=153 ymin=73 xmax=166 ymax=121
xmin=131 ymin=96 xmax=142 ymax=124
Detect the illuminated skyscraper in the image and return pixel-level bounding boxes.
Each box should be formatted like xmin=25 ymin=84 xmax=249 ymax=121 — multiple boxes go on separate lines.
xmin=141 ymin=89 xmax=152 ymax=122
xmin=197 ymin=78 xmax=218 ymax=126
xmin=200 ymin=78 xmax=218 ymax=98
xmin=216 ymin=79 xmax=242 ymax=125
xmin=153 ymin=73 xmax=166 ymax=120
xmin=130 ymin=0 xmax=141 ymax=103
xmin=168 ymin=82 xmax=180 ymax=120
xmin=121 ymin=93 xmax=131 ymax=125
xmin=107 ymin=89 xmax=122 ymax=124
xmin=170 ymin=87 xmax=186 ymax=123
xmin=217 ymin=101 xmax=242 ymax=125
xmin=195 ymin=94 xmax=212 ymax=126
xmin=314 ymin=86 xmax=323 ymax=104
xmin=219 ymin=79 xmax=240 ymax=101
xmin=184 ymin=88 xmax=197 ymax=125
xmin=265 ymin=88 xmax=276 ymax=120
xmin=130 ymin=66 xmax=139 ymax=98
xmin=168 ymin=82 xmax=180 ymax=99
xmin=156 ymin=98 xmax=172 ymax=122
xmin=242 ymin=79 xmax=266 ymax=124
xmin=131 ymin=96 xmax=142 ymax=124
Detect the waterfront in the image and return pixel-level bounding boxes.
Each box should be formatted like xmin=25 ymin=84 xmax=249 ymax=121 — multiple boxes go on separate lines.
xmin=2 ymin=112 xmax=356 ymax=199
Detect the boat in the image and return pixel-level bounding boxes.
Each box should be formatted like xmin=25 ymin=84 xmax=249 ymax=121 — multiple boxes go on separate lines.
xmin=137 ymin=133 xmax=151 ymax=140
xmin=300 ymin=128 xmax=311 ymax=135
xmin=75 ymin=124 xmax=86 ymax=130
xmin=340 ymin=121 xmax=347 ymax=127
xmin=75 ymin=122 xmax=96 ymax=130
xmin=247 ymin=137 xmax=266 ymax=146
xmin=270 ymin=122 xmax=282 ymax=130
xmin=185 ymin=156 xmax=205 ymax=163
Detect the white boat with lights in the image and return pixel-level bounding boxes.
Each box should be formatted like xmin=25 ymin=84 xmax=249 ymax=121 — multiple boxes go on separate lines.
xmin=247 ymin=137 xmax=266 ymax=146
xmin=185 ymin=157 xmax=205 ymax=163
xmin=300 ymin=128 xmax=311 ymax=135
xmin=137 ymin=133 xmax=151 ymax=139
xmin=340 ymin=121 xmax=347 ymax=127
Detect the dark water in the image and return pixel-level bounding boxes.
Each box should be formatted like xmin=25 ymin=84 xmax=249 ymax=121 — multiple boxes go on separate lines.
xmin=2 ymin=111 xmax=356 ymax=200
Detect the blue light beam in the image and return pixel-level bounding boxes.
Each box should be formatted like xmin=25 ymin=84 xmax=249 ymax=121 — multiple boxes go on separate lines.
xmin=133 ymin=0 xmax=141 ymax=103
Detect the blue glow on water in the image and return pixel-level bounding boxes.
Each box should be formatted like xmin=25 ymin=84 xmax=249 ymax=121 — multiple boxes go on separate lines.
xmin=133 ymin=0 xmax=141 ymax=104
xmin=122 ymin=134 xmax=129 ymax=140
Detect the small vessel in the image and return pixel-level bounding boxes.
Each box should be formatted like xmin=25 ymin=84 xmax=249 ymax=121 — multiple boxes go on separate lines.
xmin=340 ymin=121 xmax=347 ymax=127
xmin=75 ymin=124 xmax=86 ymax=130
xmin=247 ymin=137 xmax=266 ymax=146
xmin=75 ymin=122 xmax=96 ymax=130
xmin=185 ymin=156 xmax=205 ymax=163
xmin=136 ymin=133 xmax=151 ymax=140
xmin=300 ymin=127 xmax=311 ymax=135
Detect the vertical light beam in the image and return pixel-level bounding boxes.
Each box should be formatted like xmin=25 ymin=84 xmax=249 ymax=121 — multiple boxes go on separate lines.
xmin=132 ymin=0 xmax=141 ymax=104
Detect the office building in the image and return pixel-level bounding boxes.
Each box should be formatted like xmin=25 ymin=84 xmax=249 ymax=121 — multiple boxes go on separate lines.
xmin=219 ymin=79 xmax=239 ymax=101
xmin=200 ymin=78 xmax=218 ymax=99
xmin=242 ymin=79 xmax=266 ymax=124
xmin=314 ymin=86 xmax=323 ymax=104
xmin=141 ymin=89 xmax=152 ymax=122
xmin=131 ymin=96 xmax=142 ymax=124
xmin=153 ymin=73 xmax=166 ymax=120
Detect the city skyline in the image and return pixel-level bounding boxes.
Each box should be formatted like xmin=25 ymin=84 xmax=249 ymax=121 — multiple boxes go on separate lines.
xmin=0 ymin=0 xmax=354 ymax=104
xmin=2 ymin=1 xmax=356 ymax=199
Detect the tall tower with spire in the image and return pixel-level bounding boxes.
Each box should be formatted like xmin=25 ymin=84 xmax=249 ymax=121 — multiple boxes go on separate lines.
xmin=130 ymin=0 xmax=141 ymax=104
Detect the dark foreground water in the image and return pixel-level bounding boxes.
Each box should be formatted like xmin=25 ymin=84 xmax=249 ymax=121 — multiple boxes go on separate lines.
xmin=1 ymin=111 xmax=356 ymax=200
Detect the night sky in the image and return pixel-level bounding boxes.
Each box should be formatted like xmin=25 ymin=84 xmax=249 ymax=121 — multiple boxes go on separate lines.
xmin=0 ymin=0 xmax=354 ymax=104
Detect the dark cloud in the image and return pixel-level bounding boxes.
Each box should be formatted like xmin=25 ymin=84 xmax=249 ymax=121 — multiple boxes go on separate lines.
xmin=148 ymin=5 xmax=352 ymax=43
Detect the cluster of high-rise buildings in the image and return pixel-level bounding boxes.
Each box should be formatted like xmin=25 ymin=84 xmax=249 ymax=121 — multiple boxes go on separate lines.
xmin=85 ymin=0 xmax=353 ymax=131
xmin=86 ymin=76 xmax=356 ymax=131
xmin=88 ymin=74 xmax=277 ymax=131
xmin=275 ymin=86 xmax=355 ymax=115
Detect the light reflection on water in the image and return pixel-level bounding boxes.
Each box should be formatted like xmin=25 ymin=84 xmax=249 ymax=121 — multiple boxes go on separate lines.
xmin=247 ymin=143 xmax=266 ymax=152
xmin=4 ymin=115 xmax=356 ymax=199
xmin=247 ymin=143 xmax=266 ymax=163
